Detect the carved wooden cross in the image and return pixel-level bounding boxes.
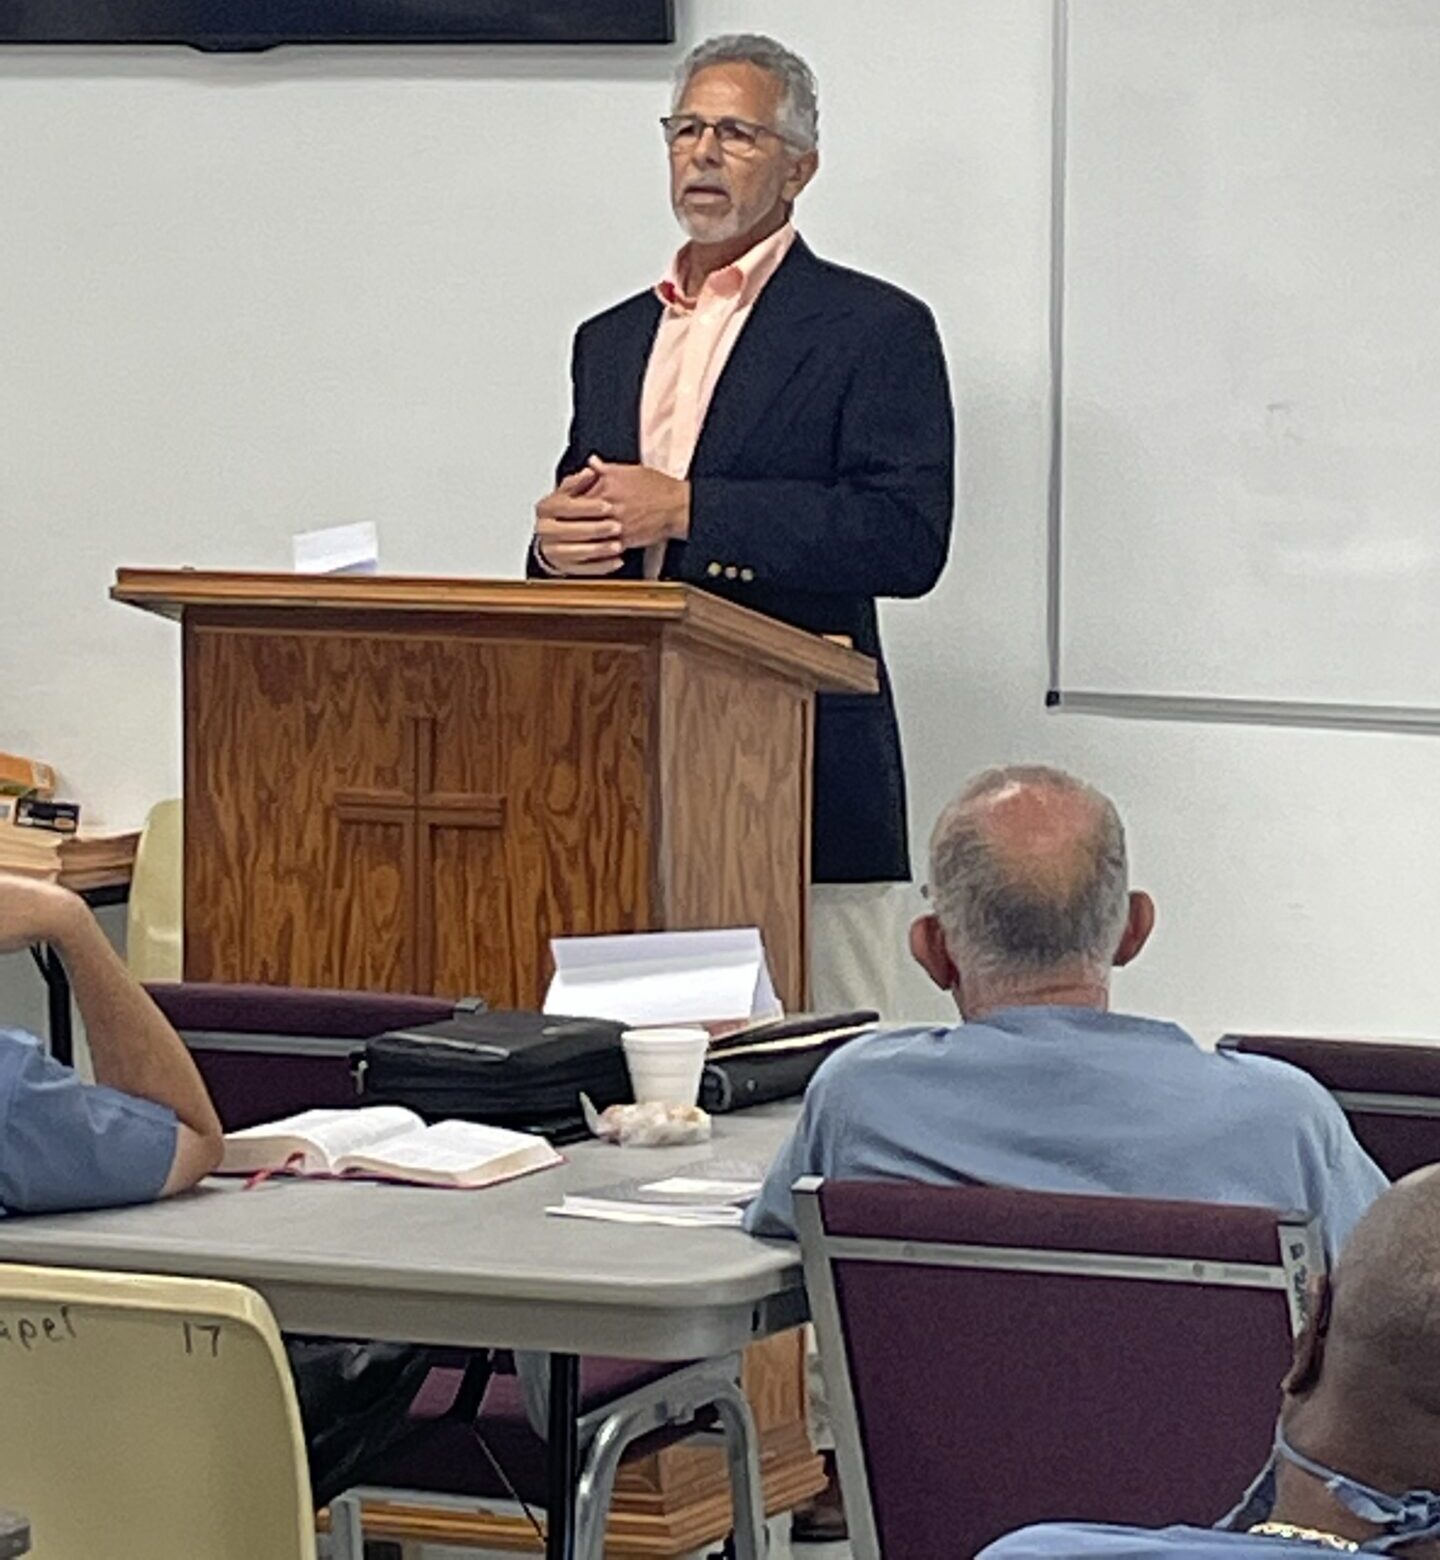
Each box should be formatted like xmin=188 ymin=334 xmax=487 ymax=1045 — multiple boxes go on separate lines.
xmin=333 ymin=714 xmax=505 ymax=990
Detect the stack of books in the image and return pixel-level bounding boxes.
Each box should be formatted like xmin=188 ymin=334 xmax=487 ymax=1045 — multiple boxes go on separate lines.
xmin=0 ymin=750 xmax=57 ymax=800
xmin=0 ymin=803 xmax=138 ymax=887
xmin=0 ymin=755 xmax=139 ymax=888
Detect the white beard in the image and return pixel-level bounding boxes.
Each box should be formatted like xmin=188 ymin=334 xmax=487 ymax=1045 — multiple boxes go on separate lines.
xmin=674 ymin=204 xmax=749 ymax=244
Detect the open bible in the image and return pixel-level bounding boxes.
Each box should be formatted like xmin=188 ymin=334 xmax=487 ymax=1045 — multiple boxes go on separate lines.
xmin=219 ymin=1106 xmax=561 ymax=1189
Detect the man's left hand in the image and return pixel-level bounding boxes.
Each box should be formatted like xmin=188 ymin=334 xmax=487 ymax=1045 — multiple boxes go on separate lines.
xmin=587 ymin=456 xmax=690 ymax=551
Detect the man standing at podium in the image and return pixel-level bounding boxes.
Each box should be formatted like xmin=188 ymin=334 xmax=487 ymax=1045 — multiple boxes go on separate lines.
xmin=528 ymin=33 xmax=955 ymax=1014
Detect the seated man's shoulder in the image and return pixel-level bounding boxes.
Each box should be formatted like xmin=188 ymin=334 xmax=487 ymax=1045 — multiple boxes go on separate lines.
xmin=0 ymin=1026 xmax=43 ymax=1077
xmin=1212 ymin=1044 xmax=1341 ymax=1117
xmin=808 ymin=1023 xmax=953 ymax=1099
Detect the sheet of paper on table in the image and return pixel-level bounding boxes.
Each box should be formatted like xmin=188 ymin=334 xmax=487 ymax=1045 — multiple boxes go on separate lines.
xmin=547 ymin=1161 xmax=766 ymax=1228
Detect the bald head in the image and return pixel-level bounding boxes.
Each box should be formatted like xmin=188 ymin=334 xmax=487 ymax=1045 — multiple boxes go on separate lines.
xmin=1277 ymin=1173 xmax=1440 ymax=1520
xmin=927 ymin=766 xmax=1131 ymax=984
xmin=1304 ymin=1171 xmax=1440 ymax=1415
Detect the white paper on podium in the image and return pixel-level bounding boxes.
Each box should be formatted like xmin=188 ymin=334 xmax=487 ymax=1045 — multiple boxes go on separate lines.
xmin=543 ymin=928 xmax=782 ymax=1027
xmin=292 ymin=521 xmax=379 ymax=575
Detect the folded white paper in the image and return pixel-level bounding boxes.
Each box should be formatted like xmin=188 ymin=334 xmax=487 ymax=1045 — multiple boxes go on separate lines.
xmin=292 ymin=521 xmax=379 ymax=576
xmin=544 ymin=928 xmax=782 ymax=1027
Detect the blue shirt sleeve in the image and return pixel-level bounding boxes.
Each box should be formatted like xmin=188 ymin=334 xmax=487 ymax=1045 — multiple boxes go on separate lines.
xmin=743 ymin=1101 xmax=818 ymax=1239
xmin=743 ymin=1056 xmax=854 ymax=1239
xmin=0 ymin=1031 xmax=178 ymax=1215
xmin=1309 ymin=1096 xmax=1389 ymax=1260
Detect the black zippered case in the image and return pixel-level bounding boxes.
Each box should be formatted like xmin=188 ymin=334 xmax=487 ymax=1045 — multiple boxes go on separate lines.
xmin=355 ymin=1009 xmax=629 ymax=1142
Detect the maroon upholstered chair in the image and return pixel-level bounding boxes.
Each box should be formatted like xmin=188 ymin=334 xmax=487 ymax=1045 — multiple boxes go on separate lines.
xmin=1220 ymin=1034 xmax=1440 ymax=1180
xmin=144 ymin=981 xmax=457 ymax=1129
xmin=795 ymin=1178 xmax=1321 ymax=1560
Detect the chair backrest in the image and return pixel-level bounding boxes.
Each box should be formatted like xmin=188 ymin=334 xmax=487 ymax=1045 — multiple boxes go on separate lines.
xmin=1221 ymin=1033 xmax=1440 ymax=1180
xmin=145 ymin=982 xmax=456 ymax=1128
xmin=0 ymin=1264 xmax=315 ymax=1560
xmin=796 ymin=1178 xmax=1320 ymax=1560
xmin=126 ymin=798 xmax=184 ymax=983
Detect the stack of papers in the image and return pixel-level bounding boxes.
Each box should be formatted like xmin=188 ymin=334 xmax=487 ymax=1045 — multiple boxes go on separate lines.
xmin=0 ymin=799 xmax=138 ymax=888
xmin=548 ymin=1162 xmax=766 ymax=1228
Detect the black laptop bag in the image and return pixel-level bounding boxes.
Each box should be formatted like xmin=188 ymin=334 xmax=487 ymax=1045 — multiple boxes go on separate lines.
xmin=354 ymin=1008 xmax=629 ymax=1143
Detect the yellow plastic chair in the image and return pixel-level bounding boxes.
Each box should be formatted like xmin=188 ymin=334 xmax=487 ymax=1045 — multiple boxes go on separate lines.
xmin=126 ymin=798 xmax=183 ymax=982
xmin=0 ymin=1264 xmax=316 ymax=1560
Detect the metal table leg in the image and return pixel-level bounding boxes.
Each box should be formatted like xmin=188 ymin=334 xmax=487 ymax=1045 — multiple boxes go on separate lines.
xmin=29 ymin=944 xmax=74 ymax=1068
xmin=545 ymin=1352 xmax=580 ymax=1560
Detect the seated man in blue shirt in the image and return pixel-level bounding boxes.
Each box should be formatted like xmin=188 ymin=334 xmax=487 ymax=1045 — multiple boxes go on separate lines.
xmin=0 ymin=872 xmax=223 ymax=1212
xmin=748 ymin=763 xmax=1385 ymax=1248
xmin=979 ymin=1170 xmax=1440 ymax=1557
xmin=1 ymin=872 xmax=438 ymax=1527
xmin=751 ymin=764 xmax=1387 ymax=1542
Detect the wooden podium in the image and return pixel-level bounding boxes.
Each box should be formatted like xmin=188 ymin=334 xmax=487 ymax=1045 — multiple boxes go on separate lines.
xmin=112 ymin=569 xmax=876 ymax=1554
xmin=112 ymin=571 xmax=876 ymax=1010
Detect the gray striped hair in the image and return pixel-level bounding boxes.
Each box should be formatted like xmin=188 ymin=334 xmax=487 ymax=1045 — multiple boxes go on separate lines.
xmin=928 ymin=765 xmax=1131 ymax=980
xmin=673 ymin=34 xmax=819 ymax=150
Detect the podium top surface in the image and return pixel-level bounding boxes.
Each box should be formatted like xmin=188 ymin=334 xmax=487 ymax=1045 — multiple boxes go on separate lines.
xmin=111 ymin=570 xmax=878 ymax=694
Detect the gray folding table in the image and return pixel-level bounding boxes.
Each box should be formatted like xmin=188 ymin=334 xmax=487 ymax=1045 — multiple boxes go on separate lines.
xmin=0 ymin=1105 xmax=805 ymax=1560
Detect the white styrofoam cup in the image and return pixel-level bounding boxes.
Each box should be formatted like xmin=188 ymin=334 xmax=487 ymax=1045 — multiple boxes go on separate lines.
xmin=621 ymin=1026 xmax=710 ymax=1106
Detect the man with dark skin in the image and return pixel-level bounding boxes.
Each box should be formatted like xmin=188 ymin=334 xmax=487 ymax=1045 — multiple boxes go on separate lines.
xmin=981 ymin=1171 xmax=1440 ymax=1556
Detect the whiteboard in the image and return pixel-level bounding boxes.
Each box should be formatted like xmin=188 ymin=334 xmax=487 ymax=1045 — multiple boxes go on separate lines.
xmin=1054 ymin=0 xmax=1440 ymax=722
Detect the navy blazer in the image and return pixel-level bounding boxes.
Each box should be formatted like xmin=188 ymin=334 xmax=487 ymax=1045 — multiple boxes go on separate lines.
xmin=530 ymin=237 xmax=955 ymax=882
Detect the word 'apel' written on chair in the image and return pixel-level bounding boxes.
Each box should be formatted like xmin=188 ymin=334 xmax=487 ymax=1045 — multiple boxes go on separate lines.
xmin=0 ymin=1264 xmax=318 ymax=1560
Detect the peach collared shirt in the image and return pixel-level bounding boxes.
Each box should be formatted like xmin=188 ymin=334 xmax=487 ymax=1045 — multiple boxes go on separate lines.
xmin=638 ymin=221 xmax=797 ymax=578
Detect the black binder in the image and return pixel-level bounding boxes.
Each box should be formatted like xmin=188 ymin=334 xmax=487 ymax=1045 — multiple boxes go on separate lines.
xmin=700 ymin=1011 xmax=879 ymax=1113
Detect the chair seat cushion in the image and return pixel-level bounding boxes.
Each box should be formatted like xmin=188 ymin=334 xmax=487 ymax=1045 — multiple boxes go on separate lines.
xmin=372 ymin=1358 xmax=702 ymax=1501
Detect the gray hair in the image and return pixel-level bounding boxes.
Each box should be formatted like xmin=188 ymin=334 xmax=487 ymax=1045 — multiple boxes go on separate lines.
xmin=928 ymin=765 xmax=1131 ymax=981
xmin=673 ymin=34 xmax=819 ymax=150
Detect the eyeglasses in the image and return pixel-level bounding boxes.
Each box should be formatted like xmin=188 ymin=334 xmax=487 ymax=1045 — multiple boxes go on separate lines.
xmin=660 ymin=113 xmax=801 ymax=157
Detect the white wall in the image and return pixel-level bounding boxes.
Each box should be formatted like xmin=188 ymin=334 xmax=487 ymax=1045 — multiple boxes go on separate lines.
xmin=3 ymin=0 xmax=1438 ymax=1041
xmin=1060 ymin=0 xmax=1440 ymax=710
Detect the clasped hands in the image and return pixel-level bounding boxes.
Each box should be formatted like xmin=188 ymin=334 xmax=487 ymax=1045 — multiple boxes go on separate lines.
xmin=533 ymin=456 xmax=690 ymax=577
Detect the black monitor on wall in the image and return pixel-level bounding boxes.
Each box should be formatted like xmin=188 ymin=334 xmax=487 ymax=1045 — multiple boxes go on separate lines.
xmin=0 ymin=2 xmax=676 ymax=49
